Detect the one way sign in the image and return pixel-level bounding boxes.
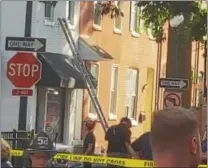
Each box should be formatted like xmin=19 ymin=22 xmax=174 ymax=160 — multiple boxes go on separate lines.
xmin=5 ymin=37 xmax=46 ymax=52
xmin=159 ymin=78 xmax=189 ymax=90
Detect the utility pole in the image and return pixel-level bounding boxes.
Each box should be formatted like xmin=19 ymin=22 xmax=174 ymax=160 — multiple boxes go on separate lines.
xmin=18 ymin=1 xmax=33 ymax=130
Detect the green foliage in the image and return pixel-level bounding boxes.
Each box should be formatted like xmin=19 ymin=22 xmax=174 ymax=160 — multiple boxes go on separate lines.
xmin=101 ymin=1 xmax=124 ymax=18
xmin=136 ymin=1 xmax=207 ymax=43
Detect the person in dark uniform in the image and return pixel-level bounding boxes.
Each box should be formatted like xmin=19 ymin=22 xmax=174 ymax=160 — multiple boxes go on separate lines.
xmin=131 ymin=132 xmax=153 ymax=160
xmin=105 ymin=117 xmax=138 ymax=167
xmin=83 ymin=119 xmax=96 ymax=168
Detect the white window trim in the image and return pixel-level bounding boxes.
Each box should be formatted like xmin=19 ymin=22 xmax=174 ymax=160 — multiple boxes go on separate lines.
xmin=130 ymin=1 xmax=140 ymax=37
xmin=44 ymin=2 xmax=56 ymax=26
xmin=126 ymin=69 xmax=139 ymax=126
xmin=109 ymin=64 xmax=119 ymax=121
xmin=113 ymin=1 xmax=122 ymax=34
xmin=66 ymin=1 xmax=76 ymax=30
xmin=88 ymin=63 xmax=100 ymax=120
xmin=147 ymin=27 xmax=156 ymax=41
xmin=93 ymin=1 xmax=102 ymax=31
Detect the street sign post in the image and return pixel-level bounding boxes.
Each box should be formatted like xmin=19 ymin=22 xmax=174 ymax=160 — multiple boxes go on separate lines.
xmin=163 ymin=91 xmax=182 ymax=108
xmin=7 ymin=52 xmax=42 ymax=96
xmin=5 ymin=37 xmax=46 ymax=52
xmin=159 ymin=78 xmax=189 ymax=89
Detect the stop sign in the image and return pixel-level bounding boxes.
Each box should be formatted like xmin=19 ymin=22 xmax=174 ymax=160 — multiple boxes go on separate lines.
xmin=7 ymin=52 xmax=42 ymax=88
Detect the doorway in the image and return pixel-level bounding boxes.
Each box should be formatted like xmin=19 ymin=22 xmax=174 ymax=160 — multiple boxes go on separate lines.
xmin=144 ymin=68 xmax=155 ymax=132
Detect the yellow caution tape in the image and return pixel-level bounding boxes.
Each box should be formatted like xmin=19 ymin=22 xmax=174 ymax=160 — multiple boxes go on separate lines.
xmin=11 ymin=150 xmax=24 ymax=157
xmin=11 ymin=150 xmax=207 ymax=168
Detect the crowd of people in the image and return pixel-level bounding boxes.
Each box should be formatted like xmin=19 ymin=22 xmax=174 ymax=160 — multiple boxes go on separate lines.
xmin=83 ymin=107 xmax=207 ymax=168
xmin=1 ymin=107 xmax=207 ymax=168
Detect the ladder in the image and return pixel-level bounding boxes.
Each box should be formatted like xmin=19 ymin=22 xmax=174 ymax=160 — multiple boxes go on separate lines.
xmin=58 ymin=18 xmax=109 ymax=133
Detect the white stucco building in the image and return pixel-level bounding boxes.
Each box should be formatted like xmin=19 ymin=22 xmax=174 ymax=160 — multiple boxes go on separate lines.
xmin=0 ymin=1 xmax=86 ymax=149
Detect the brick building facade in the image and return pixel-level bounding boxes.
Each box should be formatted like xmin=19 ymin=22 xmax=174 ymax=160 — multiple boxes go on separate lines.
xmin=79 ymin=1 xmax=206 ymax=152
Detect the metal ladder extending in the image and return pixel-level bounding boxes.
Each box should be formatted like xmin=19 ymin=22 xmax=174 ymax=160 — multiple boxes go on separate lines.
xmin=58 ymin=18 xmax=109 ymax=133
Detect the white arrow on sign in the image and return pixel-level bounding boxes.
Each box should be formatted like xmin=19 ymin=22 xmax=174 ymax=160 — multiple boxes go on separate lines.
xmin=8 ymin=39 xmax=44 ymax=51
xmin=179 ymin=80 xmax=186 ymax=88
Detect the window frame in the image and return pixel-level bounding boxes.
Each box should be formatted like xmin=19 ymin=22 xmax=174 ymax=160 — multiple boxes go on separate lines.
xmin=88 ymin=62 xmax=100 ymax=119
xmin=45 ymin=87 xmax=65 ymax=143
xmin=109 ymin=65 xmax=119 ymax=120
xmin=125 ymin=68 xmax=139 ymax=122
xmin=114 ymin=1 xmax=122 ymax=34
xmin=130 ymin=1 xmax=142 ymax=37
xmin=93 ymin=1 xmax=102 ymax=30
xmin=66 ymin=1 xmax=75 ymax=26
xmin=44 ymin=1 xmax=55 ymax=21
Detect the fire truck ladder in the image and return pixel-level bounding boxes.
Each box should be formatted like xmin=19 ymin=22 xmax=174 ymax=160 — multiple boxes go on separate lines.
xmin=58 ymin=18 xmax=109 ymax=133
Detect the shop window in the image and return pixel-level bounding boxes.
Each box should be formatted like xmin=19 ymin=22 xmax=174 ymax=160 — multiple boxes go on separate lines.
xmin=125 ymin=68 xmax=139 ymax=119
xmin=45 ymin=88 xmax=65 ymax=143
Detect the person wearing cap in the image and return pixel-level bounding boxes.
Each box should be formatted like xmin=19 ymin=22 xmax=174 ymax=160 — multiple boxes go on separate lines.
xmin=105 ymin=117 xmax=138 ymax=160
xmin=151 ymin=107 xmax=202 ymax=167
xmin=83 ymin=118 xmax=96 ymax=168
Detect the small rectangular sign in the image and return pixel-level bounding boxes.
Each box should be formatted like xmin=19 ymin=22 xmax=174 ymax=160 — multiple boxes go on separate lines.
xmin=12 ymin=89 xmax=33 ymax=96
xmin=159 ymin=78 xmax=189 ymax=89
xmin=5 ymin=37 xmax=46 ymax=52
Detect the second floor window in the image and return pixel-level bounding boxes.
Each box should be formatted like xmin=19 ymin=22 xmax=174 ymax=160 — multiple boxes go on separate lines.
xmin=89 ymin=63 xmax=99 ymax=115
xmin=130 ymin=1 xmax=141 ymax=34
xmin=67 ymin=1 xmax=75 ymax=24
xmin=114 ymin=1 xmax=122 ymax=30
xmin=94 ymin=1 xmax=102 ymax=26
xmin=45 ymin=2 xmax=55 ymax=21
xmin=110 ymin=66 xmax=118 ymax=116
xmin=125 ymin=68 xmax=139 ymax=119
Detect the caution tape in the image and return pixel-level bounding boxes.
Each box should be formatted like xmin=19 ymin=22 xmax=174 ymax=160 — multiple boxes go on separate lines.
xmin=11 ymin=150 xmax=207 ymax=168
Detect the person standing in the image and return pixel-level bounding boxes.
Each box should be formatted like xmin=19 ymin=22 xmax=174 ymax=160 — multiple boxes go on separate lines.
xmin=83 ymin=119 xmax=96 ymax=168
xmin=1 ymin=138 xmax=13 ymax=168
xmin=105 ymin=117 xmax=137 ymax=159
xmin=151 ymin=107 xmax=202 ymax=167
xmin=131 ymin=131 xmax=152 ymax=160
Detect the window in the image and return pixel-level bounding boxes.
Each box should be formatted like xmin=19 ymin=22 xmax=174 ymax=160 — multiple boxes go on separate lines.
xmin=93 ymin=1 xmax=102 ymax=26
xmin=45 ymin=2 xmax=55 ymax=21
xmin=114 ymin=1 xmax=122 ymax=30
xmin=125 ymin=69 xmax=139 ymax=119
xmin=89 ymin=64 xmax=99 ymax=115
xmin=110 ymin=66 xmax=119 ymax=116
xmin=130 ymin=1 xmax=141 ymax=34
xmin=45 ymin=88 xmax=65 ymax=143
xmin=67 ymin=1 xmax=75 ymax=25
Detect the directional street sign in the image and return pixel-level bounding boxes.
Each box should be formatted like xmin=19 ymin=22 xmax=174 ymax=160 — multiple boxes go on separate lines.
xmin=159 ymin=78 xmax=189 ymax=89
xmin=5 ymin=37 xmax=46 ymax=52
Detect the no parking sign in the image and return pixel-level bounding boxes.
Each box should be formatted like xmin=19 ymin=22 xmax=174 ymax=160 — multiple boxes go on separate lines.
xmin=163 ymin=91 xmax=182 ymax=108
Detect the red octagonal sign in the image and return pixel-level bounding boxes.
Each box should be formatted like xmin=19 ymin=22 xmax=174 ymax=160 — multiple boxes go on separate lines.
xmin=7 ymin=52 xmax=42 ymax=88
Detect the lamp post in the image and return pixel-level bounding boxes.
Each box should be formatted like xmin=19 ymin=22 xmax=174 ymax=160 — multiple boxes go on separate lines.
xmin=169 ymin=14 xmax=184 ymax=77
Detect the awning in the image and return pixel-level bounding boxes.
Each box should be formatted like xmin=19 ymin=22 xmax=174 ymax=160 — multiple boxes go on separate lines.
xmin=78 ymin=36 xmax=113 ymax=61
xmin=36 ymin=52 xmax=86 ymax=88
